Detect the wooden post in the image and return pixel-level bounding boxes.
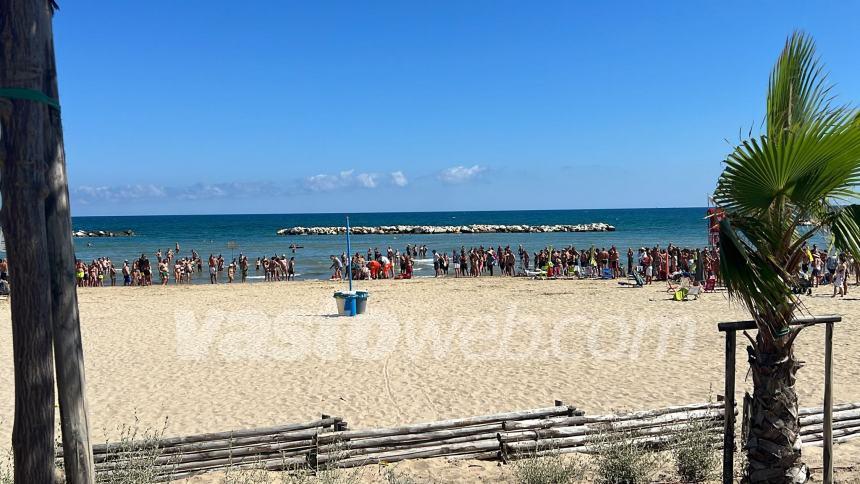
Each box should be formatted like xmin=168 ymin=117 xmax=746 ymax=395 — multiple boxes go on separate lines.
xmin=718 ymin=315 xmax=840 ymax=484
xmin=0 ymin=1 xmax=61 ymax=482
xmin=722 ymin=329 xmax=736 ymax=484
xmin=39 ymin=2 xmax=96 ymax=482
xmin=0 ymin=2 xmax=94 ymax=482
xmin=823 ymin=322 xmax=834 ymax=484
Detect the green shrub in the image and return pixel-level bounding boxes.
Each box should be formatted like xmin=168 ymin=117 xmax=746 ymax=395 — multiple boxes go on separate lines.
xmin=277 ymin=450 xmax=366 ymax=484
xmin=223 ymin=461 xmax=274 ymax=484
xmin=0 ymin=448 xmax=12 ymax=484
xmin=672 ymin=417 xmax=719 ymax=482
xmin=593 ymin=429 xmax=660 ymax=484
xmin=511 ymin=446 xmax=585 ymax=484
xmin=97 ymin=416 xmax=172 ymax=484
xmin=380 ymin=465 xmax=418 ymax=484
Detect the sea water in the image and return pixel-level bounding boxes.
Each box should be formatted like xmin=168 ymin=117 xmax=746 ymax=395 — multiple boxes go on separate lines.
xmin=64 ymin=208 xmax=711 ymax=281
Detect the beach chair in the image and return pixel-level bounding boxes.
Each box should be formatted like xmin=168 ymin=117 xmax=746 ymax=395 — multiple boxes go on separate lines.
xmin=685 ymin=284 xmax=702 ymax=300
xmin=601 ymin=267 xmax=613 ymax=279
xmin=618 ymin=272 xmax=644 ymax=288
xmin=687 ymin=284 xmax=702 ymax=299
xmin=667 ymin=276 xmax=690 ymax=293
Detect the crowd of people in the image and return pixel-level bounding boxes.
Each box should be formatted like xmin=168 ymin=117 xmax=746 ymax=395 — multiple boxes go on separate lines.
xmin=328 ymin=243 xmax=722 ymax=283
xmin=72 ymin=242 xmax=300 ymax=287
xmin=53 ymin=240 xmax=860 ymax=298
xmin=797 ymin=242 xmax=860 ymax=297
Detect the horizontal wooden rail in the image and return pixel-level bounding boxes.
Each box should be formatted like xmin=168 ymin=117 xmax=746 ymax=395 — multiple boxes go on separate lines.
xmin=717 ymin=315 xmax=840 ymax=332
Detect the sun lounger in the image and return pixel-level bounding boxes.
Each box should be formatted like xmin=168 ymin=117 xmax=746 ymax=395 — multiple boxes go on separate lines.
xmin=673 ymin=284 xmax=702 ymax=301
xmin=667 ymin=276 xmax=690 ymax=293
xmin=619 ymin=271 xmax=645 ymax=287
xmin=686 ymin=284 xmax=702 ymax=300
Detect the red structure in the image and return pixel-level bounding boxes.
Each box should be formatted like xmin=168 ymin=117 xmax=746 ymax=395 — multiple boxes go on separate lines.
xmin=707 ymin=207 xmax=724 ymax=247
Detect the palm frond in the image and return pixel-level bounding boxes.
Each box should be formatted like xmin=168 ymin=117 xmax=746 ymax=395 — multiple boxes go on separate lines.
xmin=718 ymin=218 xmax=797 ymax=338
xmin=830 ymin=204 xmax=860 ymax=260
xmin=766 ymin=31 xmax=833 ymax=140
xmin=715 ymin=32 xmax=860 ymax=345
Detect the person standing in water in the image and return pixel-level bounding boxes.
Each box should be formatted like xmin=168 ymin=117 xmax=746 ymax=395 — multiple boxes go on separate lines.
xmin=240 ymin=255 xmax=249 ymax=283
xmin=208 ymin=254 xmax=217 ymax=284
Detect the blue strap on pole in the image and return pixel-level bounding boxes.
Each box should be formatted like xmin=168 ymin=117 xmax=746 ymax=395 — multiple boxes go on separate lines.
xmin=0 ymin=88 xmax=61 ymax=111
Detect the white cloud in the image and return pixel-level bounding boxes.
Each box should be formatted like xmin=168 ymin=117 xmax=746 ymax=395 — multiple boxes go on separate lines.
xmin=305 ymin=173 xmax=343 ymax=192
xmin=390 ymin=171 xmax=408 ymax=187
xmin=356 ymin=173 xmax=378 ymax=188
xmin=72 ymin=184 xmax=168 ymax=203
xmin=72 ymin=169 xmax=408 ymax=205
xmin=438 ymin=165 xmax=486 ymax=184
xmin=305 ymin=170 xmax=390 ymax=192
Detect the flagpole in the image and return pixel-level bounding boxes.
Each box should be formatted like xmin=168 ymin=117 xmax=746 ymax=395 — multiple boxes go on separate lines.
xmin=346 ymin=216 xmax=353 ymax=291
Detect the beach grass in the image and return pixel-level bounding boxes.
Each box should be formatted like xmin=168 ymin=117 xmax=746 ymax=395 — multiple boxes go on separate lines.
xmin=0 ymin=448 xmax=11 ymax=484
xmin=671 ymin=415 xmax=719 ymax=482
xmin=592 ymin=429 xmax=662 ymax=484
xmin=511 ymin=446 xmax=586 ymax=484
xmin=95 ymin=415 xmax=172 ymax=484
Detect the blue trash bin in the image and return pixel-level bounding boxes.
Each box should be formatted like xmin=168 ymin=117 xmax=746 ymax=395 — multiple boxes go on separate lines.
xmin=333 ymin=291 xmax=358 ymax=316
xmin=355 ymin=291 xmax=369 ymax=314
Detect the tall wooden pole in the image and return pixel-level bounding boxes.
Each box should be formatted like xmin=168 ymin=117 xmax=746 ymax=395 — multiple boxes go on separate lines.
xmin=722 ymin=330 xmax=736 ymax=484
xmin=823 ymin=322 xmax=834 ymax=484
xmin=0 ymin=1 xmax=58 ymax=480
xmin=0 ymin=1 xmax=95 ymax=482
xmin=42 ymin=3 xmax=96 ymax=481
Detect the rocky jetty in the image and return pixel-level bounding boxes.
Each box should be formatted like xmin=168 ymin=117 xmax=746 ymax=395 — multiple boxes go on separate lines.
xmin=277 ymin=223 xmax=615 ymax=236
xmin=73 ymin=229 xmax=135 ymax=238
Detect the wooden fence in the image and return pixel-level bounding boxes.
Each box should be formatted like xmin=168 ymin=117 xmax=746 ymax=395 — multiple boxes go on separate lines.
xmin=57 ymin=400 xmax=858 ymax=482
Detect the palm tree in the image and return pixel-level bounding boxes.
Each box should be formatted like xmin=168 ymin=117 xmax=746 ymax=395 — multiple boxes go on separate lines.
xmin=714 ymin=32 xmax=860 ymax=483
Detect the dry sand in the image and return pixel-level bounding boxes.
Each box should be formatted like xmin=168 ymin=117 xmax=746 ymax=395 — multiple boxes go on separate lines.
xmin=1 ymin=277 xmax=858 ymax=481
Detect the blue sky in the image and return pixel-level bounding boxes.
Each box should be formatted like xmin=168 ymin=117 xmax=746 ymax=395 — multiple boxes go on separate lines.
xmin=55 ymin=1 xmax=860 ymax=215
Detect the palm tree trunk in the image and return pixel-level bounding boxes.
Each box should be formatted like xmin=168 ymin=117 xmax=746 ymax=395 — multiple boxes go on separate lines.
xmin=744 ymin=333 xmax=807 ymax=484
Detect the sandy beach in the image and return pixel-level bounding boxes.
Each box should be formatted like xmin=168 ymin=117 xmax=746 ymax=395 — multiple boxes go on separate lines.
xmin=1 ymin=277 xmax=858 ymax=481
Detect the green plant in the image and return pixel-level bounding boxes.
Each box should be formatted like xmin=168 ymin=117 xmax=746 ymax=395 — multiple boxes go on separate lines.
xmin=277 ymin=450 xmax=366 ymax=484
xmin=278 ymin=468 xmax=366 ymax=484
xmin=223 ymin=461 xmax=274 ymax=484
xmin=714 ymin=31 xmax=860 ymax=480
xmin=380 ymin=465 xmax=418 ymax=484
xmin=0 ymin=447 xmax=12 ymax=484
xmin=511 ymin=445 xmax=585 ymax=484
xmin=97 ymin=415 xmax=172 ymax=484
xmin=671 ymin=416 xmax=719 ymax=482
xmin=592 ymin=429 xmax=660 ymax=484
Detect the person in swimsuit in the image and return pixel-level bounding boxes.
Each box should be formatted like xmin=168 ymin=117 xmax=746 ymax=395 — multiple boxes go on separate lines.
xmin=75 ymin=260 xmax=86 ymax=287
xmin=227 ymin=263 xmax=235 ymax=283
xmin=330 ymin=255 xmax=343 ymax=280
xmin=159 ymin=259 xmax=169 ymax=286
xmin=833 ymin=254 xmax=847 ymax=298
xmin=240 ymin=255 xmax=249 ymax=283
xmin=288 ymin=257 xmax=296 ymax=281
